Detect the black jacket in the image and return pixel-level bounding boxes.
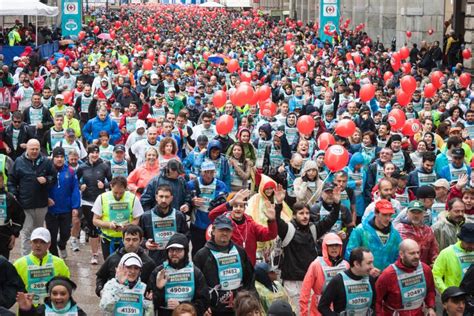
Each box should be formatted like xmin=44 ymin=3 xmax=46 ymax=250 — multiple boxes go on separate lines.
xmin=139 ymin=207 xmax=189 ymax=265
xmin=76 ymin=159 xmax=112 ymax=203
xmin=318 ymin=269 xmax=376 ymax=316
xmin=3 ymin=123 xmax=35 ymax=160
xmin=150 ymin=259 xmax=209 ymax=316
xmin=193 ymin=240 xmax=255 ymax=315
xmin=22 ymin=105 xmax=53 ymax=140
xmin=8 ymin=153 xmax=56 ymax=209
xmin=0 ymin=255 xmax=25 ymax=309
xmin=0 ymin=188 xmax=24 ymax=239
xmin=277 ymin=202 xmax=340 ymax=281
xmin=95 ymin=247 xmax=156 ymax=297
xmin=140 ymin=171 xmax=192 ymax=211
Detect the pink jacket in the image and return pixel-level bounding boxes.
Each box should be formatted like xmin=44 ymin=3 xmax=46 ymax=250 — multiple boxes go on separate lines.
xmin=299 ymin=233 xmax=349 ymax=316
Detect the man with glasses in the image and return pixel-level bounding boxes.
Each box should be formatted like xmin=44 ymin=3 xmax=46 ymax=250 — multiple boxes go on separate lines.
xmin=3 ymin=111 xmax=34 ymax=160
xmin=192 ymin=111 xmax=216 ymax=141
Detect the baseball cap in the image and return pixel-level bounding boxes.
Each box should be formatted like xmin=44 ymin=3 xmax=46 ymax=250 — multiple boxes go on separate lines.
xmin=151 ymin=74 xmax=159 ymax=80
xmin=268 ymin=300 xmax=295 ymax=316
xmin=13 ymin=56 xmax=20 ymax=62
xmin=196 ymin=135 xmax=209 ymax=145
xmin=255 ymin=262 xmax=277 ymax=273
xmin=201 ymin=161 xmax=216 ymax=172
xmin=52 ymin=147 xmax=65 ymax=158
xmin=323 ymin=182 xmax=336 ymax=192
xmin=87 ymin=144 xmax=99 ymax=154
xmin=441 ymin=287 xmax=466 ymax=303
xmin=407 ymin=200 xmax=425 ymax=213
xmin=114 ymin=144 xmax=125 ymax=152
xmin=65 ymin=128 xmax=75 ymax=137
xmin=63 ymin=67 xmax=70 ymax=73
xmin=112 ymin=102 xmax=122 ymax=109
xmin=31 ymin=227 xmax=51 ymax=243
xmin=452 ymin=148 xmax=465 ymax=158
xmin=168 ymin=87 xmax=176 ymax=92
xmin=433 ymin=179 xmax=449 ymax=190
xmin=55 ymin=94 xmax=64 ymax=100
xmin=375 ymin=199 xmax=395 ymax=214
xmin=457 ymin=223 xmax=474 ymax=243
xmin=119 ymin=252 xmax=142 ymax=268
xmin=416 ymin=185 xmax=436 ymax=199
xmin=213 ymin=214 xmax=233 ymax=230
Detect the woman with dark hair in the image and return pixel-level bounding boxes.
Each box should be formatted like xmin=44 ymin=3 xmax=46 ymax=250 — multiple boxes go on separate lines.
xmin=228 ymin=142 xmax=253 ymax=192
xmin=227 ymin=127 xmax=256 ymax=164
xmin=234 ymin=291 xmax=264 ymax=316
xmin=410 ymin=140 xmax=428 ymax=169
xmin=446 ymin=106 xmax=465 ymax=127
xmin=254 ymin=262 xmax=292 ymax=313
xmin=158 ymin=136 xmax=180 ymax=169
xmin=351 ymin=130 xmax=379 ymax=166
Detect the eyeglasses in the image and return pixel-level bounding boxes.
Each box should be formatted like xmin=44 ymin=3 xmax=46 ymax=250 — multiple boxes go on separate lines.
xmin=13 ymin=120 xmax=21 ymax=124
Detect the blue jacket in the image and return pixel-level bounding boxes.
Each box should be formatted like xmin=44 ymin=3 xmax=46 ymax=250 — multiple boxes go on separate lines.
xmin=182 ymin=147 xmax=202 ymax=176
xmin=345 ymin=218 xmax=401 ymax=270
xmin=82 ymin=115 xmax=121 ymax=144
xmin=439 ymin=163 xmax=472 ymax=182
xmin=344 ymin=153 xmax=367 ymax=217
xmin=195 ymin=140 xmax=231 ymax=190
xmin=186 ymin=176 xmax=228 ymax=230
xmin=48 ymin=164 xmax=81 ymax=214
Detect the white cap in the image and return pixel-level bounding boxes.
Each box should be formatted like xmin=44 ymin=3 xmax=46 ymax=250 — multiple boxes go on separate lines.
xmin=30 ymin=227 xmax=51 ymax=243
xmin=166 ymin=243 xmax=185 ymax=250
xmin=119 ymin=252 xmax=142 ymax=268
xmin=168 ymin=87 xmax=176 ymax=92
xmin=63 ymin=67 xmax=70 ymax=73
xmin=13 ymin=56 xmax=20 ymax=62
xmin=433 ymin=179 xmax=449 ymax=190
xmin=136 ymin=119 xmax=147 ymax=130
xmin=151 ymin=74 xmax=159 ymax=80
xmin=55 ymin=94 xmax=64 ymax=99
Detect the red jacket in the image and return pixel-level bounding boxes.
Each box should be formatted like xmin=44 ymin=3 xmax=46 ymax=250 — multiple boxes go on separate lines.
xmin=447 ymin=185 xmax=474 ymax=217
xmin=394 ymin=221 xmax=439 ymax=266
xmin=375 ymin=259 xmax=436 ymax=316
xmin=209 ymin=202 xmax=278 ymax=265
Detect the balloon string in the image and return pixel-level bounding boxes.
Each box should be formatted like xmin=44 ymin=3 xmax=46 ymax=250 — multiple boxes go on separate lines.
xmin=307 ymin=171 xmax=333 ymax=205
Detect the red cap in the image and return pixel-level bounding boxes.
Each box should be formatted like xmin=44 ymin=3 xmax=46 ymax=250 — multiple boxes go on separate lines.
xmin=375 ymin=199 xmax=395 ymax=214
xmin=263 ymin=181 xmax=276 ymax=191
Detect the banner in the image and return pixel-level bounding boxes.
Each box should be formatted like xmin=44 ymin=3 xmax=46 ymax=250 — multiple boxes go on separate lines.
xmin=62 ymin=0 xmax=82 ymax=38
xmin=319 ymin=0 xmax=339 ymax=44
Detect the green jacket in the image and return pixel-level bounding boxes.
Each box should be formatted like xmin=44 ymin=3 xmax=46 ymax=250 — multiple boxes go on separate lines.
xmin=432 ymin=241 xmax=472 ymax=293
xmin=165 ymin=96 xmax=184 ymax=115
xmin=8 ymin=29 xmax=21 ymax=46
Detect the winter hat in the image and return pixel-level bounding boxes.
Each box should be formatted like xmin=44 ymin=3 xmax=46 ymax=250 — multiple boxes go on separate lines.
xmin=301 ymin=160 xmax=318 ymax=178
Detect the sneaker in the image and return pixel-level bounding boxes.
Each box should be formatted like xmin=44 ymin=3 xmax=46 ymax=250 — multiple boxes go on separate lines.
xmin=59 ymin=248 xmax=68 ymax=259
xmin=80 ymin=231 xmax=86 ymax=244
xmin=90 ymin=254 xmax=99 ymax=265
xmin=70 ymin=238 xmax=80 ymax=252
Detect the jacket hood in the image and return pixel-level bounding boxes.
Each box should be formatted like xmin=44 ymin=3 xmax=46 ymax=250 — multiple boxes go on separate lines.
xmin=258 ymin=174 xmax=277 ymax=198
xmin=207 ymin=140 xmax=222 ymax=157
xmin=349 ymin=152 xmax=365 ymax=169
xmin=322 ymin=232 xmax=343 ymax=260
xmin=314 ymin=150 xmax=325 ymax=159
xmin=258 ymin=123 xmax=272 ymax=140
xmin=166 ymin=233 xmax=190 ymax=267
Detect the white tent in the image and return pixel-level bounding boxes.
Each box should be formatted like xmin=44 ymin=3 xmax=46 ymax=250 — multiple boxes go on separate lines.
xmin=0 ymin=0 xmax=59 ymax=17
xmin=198 ymin=1 xmax=225 ymax=8
xmin=0 ymin=0 xmax=59 ymax=46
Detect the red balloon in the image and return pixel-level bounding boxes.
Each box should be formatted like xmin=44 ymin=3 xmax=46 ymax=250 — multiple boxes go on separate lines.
xmin=423 ymin=83 xmax=437 ymax=98
xmin=203 ymin=51 xmax=210 ymax=60
xmin=392 ymin=52 xmax=401 ymax=63
xmin=384 ymin=71 xmax=394 ymax=82
xmin=406 ymin=31 xmax=412 ymax=38
xmin=110 ymin=30 xmax=116 ymax=40
xmin=57 ymin=58 xmax=66 ymax=70
xmin=256 ymin=50 xmax=265 ymax=60
xmin=259 ymin=100 xmax=277 ymax=117
xmin=402 ymin=62 xmax=412 ymax=74
xmin=401 ymin=119 xmax=422 ymax=136
xmin=428 ymin=28 xmax=434 ymax=35
xmin=78 ymin=31 xmax=86 ymax=40
xmin=62 ymin=90 xmax=73 ymax=105
xmin=158 ymin=55 xmax=167 ymax=65
xmin=240 ymin=72 xmax=252 ymax=83
xmin=297 ymin=115 xmax=315 ymax=135
xmin=234 ymin=84 xmax=254 ymax=106
xmin=359 ymin=84 xmax=375 ymax=102
xmin=353 ymin=53 xmax=362 ymax=65
xmin=396 ymin=89 xmax=412 ymax=106
xmin=362 ymin=46 xmax=370 ymax=56
xmin=135 ymin=45 xmax=143 ymax=52
xmin=399 ymin=46 xmax=410 ymax=60
xmin=296 ymin=60 xmax=308 ymax=74
xmin=387 ymin=109 xmax=406 ymax=130
xmin=119 ymin=67 xmax=128 ymax=76
xmin=257 ymin=85 xmax=271 ymax=101
xmin=335 ymin=119 xmax=356 ymax=138
xmin=431 ymin=70 xmax=444 ymax=89
xmin=346 ymin=52 xmax=352 ymax=61
xmin=462 ymin=49 xmax=472 ymax=59
xmin=143 ymin=59 xmax=153 ymax=71
xmin=324 ymin=145 xmax=350 ymax=172
xmin=212 ymin=90 xmax=227 ymax=109
xmin=227 ymin=59 xmax=240 ymax=73
xmin=400 ymin=75 xmax=417 ymax=95
xmin=460 ymin=73 xmax=472 ymax=88
xmin=175 ymin=26 xmax=181 ymax=33
xmin=317 ymin=132 xmax=335 ymax=151
xmin=216 ymin=115 xmax=234 ymax=135
xmin=284 ymin=41 xmax=295 ymax=57
xmin=114 ymin=21 xmax=122 ymax=29
xmin=153 ymin=34 xmax=160 ymax=41
xmin=93 ymin=26 xmax=100 ymax=34
xmin=146 ymin=50 xmax=155 ymax=61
